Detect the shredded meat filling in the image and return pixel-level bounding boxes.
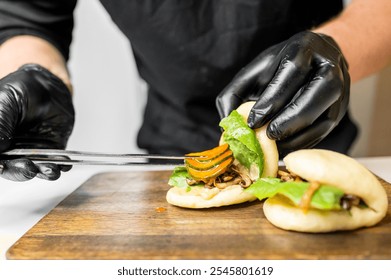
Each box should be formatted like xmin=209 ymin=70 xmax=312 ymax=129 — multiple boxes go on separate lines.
xmin=278 ymin=170 xmax=302 ymax=182
xmin=188 ymin=165 xmax=254 ymax=189
xmin=340 ymin=194 xmax=363 ymax=210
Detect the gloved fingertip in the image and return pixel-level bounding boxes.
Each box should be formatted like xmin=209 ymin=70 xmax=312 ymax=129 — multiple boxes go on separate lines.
xmin=247 ymin=120 xmax=255 ymax=129
xmin=0 ymin=159 xmax=38 ymax=181
xmin=247 ymin=110 xmax=266 ymax=129
xmin=266 ymin=122 xmax=283 ymax=140
xmin=247 ymin=111 xmax=255 ymax=128
xmin=36 ymin=163 xmax=61 ymax=181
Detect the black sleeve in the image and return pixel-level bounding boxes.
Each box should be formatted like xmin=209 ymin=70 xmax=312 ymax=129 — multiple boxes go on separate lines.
xmin=0 ymin=0 xmax=77 ymax=60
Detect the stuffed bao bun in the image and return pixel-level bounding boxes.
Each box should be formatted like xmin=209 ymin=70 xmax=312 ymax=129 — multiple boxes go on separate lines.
xmin=247 ymin=149 xmax=388 ymax=232
xmin=166 ymin=101 xmax=279 ymax=208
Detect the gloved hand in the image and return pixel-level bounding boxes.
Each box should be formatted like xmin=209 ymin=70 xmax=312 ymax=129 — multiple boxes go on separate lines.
xmin=216 ymin=31 xmax=350 ymax=156
xmin=0 ymin=64 xmax=75 ymax=181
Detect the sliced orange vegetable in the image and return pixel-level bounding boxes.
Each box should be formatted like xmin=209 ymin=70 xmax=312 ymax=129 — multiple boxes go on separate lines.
xmin=186 ymin=157 xmax=234 ymax=181
xmin=185 ymin=149 xmax=233 ymax=171
xmin=186 ymin=143 xmax=229 ymax=161
xmin=184 ymin=143 xmax=235 ymax=182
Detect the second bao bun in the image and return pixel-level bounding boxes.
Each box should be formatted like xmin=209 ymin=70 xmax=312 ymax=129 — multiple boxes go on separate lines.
xmin=263 ymin=149 xmax=388 ymax=232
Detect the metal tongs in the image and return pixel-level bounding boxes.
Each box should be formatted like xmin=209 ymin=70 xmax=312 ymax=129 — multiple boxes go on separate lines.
xmin=2 ymin=148 xmax=188 ymax=166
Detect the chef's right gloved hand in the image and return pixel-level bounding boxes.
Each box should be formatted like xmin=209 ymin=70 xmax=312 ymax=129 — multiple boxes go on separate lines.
xmin=216 ymin=31 xmax=350 ymax=156
xmin=0 ymin=64 xmax=75 ymax=181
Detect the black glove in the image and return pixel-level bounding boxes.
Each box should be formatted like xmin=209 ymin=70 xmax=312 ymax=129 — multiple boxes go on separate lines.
xmin=0 ymin=64 xmax=75 ymax=181
xmin=216 ymin=31 xmax=350 ymax=156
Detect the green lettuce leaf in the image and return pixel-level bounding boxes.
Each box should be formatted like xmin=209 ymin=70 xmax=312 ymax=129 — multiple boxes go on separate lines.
xmin=168 ymin=166 xmax=202 ymax=188
xmin=219 ymin=110 xmax=264 ymax=176
xmin=246 ymin=178 xmax=345 ymax=210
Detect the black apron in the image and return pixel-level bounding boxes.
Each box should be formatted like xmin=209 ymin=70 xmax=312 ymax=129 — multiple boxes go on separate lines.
xmin=99 ymin=0 xmax=356 ymax=155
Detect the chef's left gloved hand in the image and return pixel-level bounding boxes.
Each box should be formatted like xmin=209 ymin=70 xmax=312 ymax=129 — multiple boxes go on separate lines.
xmin=216 ymin=31 xmax=350 ymax=156
xmin=0 ymin=64 xmax=75 ymax=181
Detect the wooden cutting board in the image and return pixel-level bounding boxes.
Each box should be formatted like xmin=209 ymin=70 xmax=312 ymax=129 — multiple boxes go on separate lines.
xmin=7 ymin=171 xmax=391 ymax=260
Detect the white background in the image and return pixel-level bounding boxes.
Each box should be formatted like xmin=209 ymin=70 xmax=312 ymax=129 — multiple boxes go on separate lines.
xmin=67 ymin=0 xmax=146 ymax=154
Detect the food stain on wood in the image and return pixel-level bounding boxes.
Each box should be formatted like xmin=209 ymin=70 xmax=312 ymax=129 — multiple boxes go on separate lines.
xmin=155 ymin=206 xmax=167 ymax=213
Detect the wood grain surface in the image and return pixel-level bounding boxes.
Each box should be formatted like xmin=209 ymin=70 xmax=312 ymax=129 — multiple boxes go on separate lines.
xmin=6 ymin=171 xmax=391 ymax=260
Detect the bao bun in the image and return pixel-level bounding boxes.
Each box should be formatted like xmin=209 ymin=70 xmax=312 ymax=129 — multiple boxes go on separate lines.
xmin=263 ymin=149 xmax=388 ymax=232
xmin=166 ymin=101 xmax=278 ymax=208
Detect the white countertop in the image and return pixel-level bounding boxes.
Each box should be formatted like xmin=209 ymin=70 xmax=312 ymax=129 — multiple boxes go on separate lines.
xmin=1 ymin=157 xmax=390 ymax=260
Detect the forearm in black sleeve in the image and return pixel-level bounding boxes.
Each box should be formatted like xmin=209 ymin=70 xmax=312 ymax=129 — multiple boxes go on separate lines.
xmin=0 ymin=0 xmax=77 ymax=60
